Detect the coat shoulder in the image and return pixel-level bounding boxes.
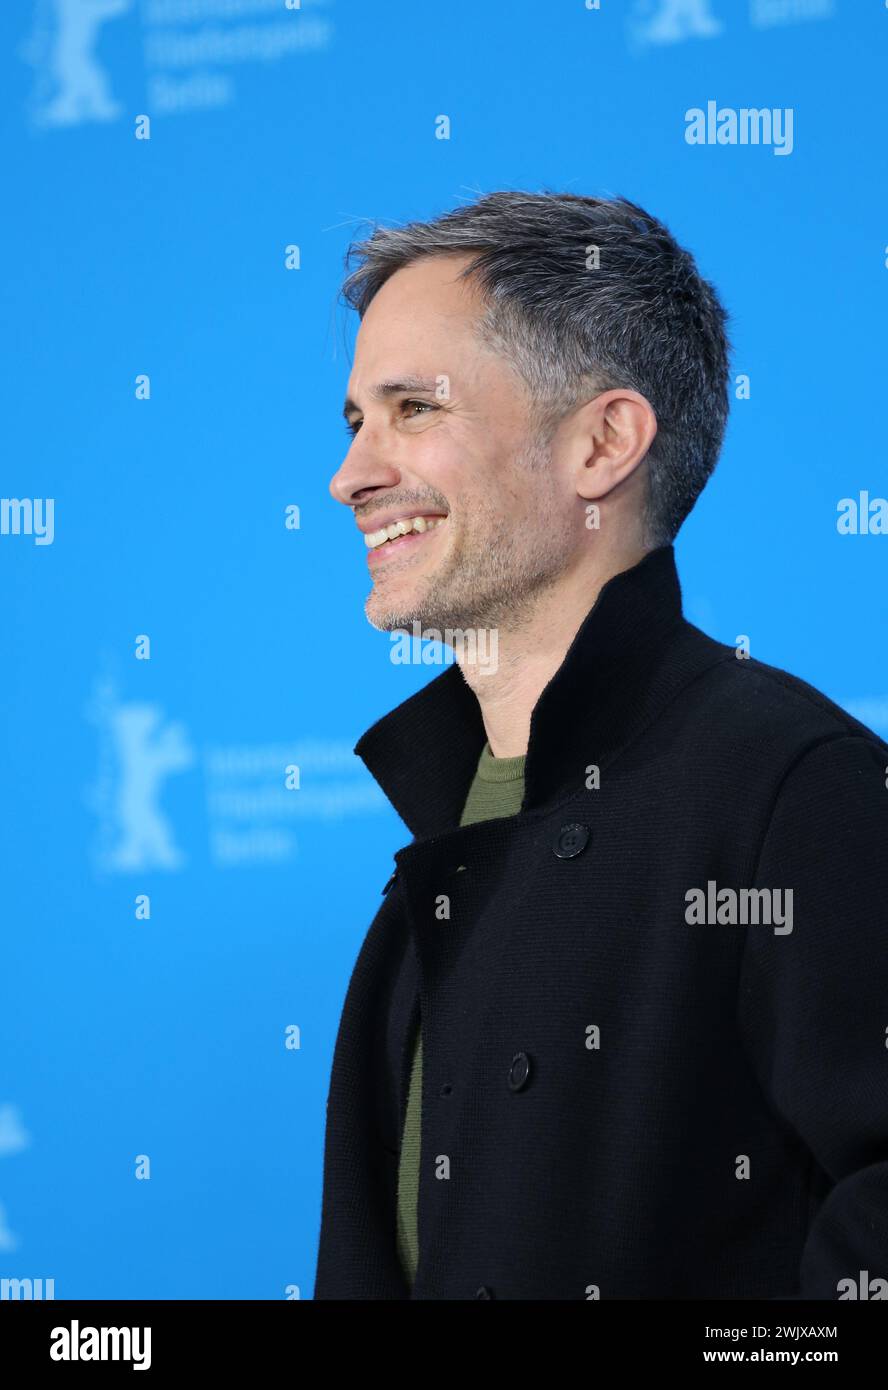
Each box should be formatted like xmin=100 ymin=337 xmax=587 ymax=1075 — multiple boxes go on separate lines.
xmin=674 ymin=622 xmax=888 ymax=763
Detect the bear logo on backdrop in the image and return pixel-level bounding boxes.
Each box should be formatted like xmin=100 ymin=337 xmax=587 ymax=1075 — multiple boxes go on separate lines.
xmin=102 ymin=702 xmax=195 ymax=871
xmin=86 ymin=678 xmax=195 ymax=875
xmin=84 ymin=672 xmax=389 ymax=874
xmin=634 ymin=0 xmax=722 ymax=44
xmin=20 ymin=0 xmax=336 ymax=127
xmin=23 ymin=0 xmax=131 ymax=128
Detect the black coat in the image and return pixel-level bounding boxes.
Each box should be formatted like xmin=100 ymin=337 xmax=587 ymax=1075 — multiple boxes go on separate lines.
xmin=313 ymin=545 xmax=888 ymax=1300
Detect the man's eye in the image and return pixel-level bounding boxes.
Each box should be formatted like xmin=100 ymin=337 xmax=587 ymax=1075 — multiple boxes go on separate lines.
xmin=344 ymin=399 xmax=437 ymax=439
xmin=402 ymin=399 xmax=437 ymax=419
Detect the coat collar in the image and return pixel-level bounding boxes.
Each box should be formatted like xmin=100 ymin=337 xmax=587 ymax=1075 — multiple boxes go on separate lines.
xmin=355 ymin=544 xmax=712 ymax=840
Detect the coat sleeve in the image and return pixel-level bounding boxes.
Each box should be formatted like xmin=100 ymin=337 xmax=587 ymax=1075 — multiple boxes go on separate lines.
xmin=313 ymin=896 xmax=412 ymax=1300
xmin=737 ymin=732 xmax=888 ymax=1300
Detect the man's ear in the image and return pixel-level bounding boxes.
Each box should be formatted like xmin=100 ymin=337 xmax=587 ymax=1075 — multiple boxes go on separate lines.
xmin=571 ymin=389 xmax=657 ymax=502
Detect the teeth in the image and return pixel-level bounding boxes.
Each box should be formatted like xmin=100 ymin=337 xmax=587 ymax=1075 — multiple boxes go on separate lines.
xmin=364 ymin=515 xmax=446 ymax=549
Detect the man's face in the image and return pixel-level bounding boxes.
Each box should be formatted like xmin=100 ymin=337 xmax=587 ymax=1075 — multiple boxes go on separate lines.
xmin=330 ymin=253 xmax=573 ymax=634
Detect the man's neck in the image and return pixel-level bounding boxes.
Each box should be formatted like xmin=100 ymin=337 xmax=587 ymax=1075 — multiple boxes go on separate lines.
xmin=456 ymin=547 xmax=650 ymax=757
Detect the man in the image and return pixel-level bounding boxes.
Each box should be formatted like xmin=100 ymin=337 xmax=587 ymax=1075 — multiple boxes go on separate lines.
xmin=315 ymin=191 xmax=888 ymax=1300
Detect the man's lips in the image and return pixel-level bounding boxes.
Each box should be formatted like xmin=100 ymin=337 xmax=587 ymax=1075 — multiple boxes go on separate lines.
xmin=366 ymin=516 xmax=447 ymax=568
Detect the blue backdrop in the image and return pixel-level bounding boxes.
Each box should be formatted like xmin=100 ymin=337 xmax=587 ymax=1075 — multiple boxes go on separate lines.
xmin=1 ymin=0 xmax=885 ymax=1299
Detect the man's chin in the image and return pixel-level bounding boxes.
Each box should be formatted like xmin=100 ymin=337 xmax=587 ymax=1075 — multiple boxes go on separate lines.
xmin=365 ymin=609 xmax=407 ymax=634
xmin=364 ymin=586 xmax=417 ymax=633
xmin=365 ymin=577 xmax=455 ymax=633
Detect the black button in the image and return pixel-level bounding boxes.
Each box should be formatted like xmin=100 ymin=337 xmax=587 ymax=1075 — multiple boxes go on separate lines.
xmin=381 ymin=868 xmax=398 ymax=895
xmin=552 ymin=823 xmax=590 ymax=859
xmin=440 ymin=1082 xmax=452 ymax=1097
xmin=474 ymin=1285 xmax=492 ymax=1299
xmin=508 ymin=1052 xmax=531 ymax=1091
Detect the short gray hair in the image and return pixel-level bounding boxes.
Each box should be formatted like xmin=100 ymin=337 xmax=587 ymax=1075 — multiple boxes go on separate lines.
xmin=340 ymin=190 xmax=731 ymax=545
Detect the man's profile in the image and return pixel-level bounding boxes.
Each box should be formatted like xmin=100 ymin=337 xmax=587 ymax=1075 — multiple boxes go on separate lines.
xmin=314 ymin=190 xmax=888 ymax=1300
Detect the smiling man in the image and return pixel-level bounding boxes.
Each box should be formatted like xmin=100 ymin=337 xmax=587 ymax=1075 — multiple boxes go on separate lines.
xmin=314 ymin=191 xmax=888 ymax=1301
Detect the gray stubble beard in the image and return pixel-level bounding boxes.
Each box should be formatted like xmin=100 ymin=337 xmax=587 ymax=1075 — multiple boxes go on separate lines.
xmin=365 ymin=438 xmax=568 ymax=638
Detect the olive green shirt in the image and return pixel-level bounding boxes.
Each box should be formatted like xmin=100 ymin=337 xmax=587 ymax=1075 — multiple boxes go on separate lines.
xmin=395 ymin=740 xmax=527 ymax=1288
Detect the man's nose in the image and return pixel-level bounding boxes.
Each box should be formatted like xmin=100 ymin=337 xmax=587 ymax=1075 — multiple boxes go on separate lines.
xmin=329 ymin=432 xmax=401 ymax=506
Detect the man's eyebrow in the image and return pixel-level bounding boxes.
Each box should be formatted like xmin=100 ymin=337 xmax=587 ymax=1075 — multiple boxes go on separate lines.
xmin=342 ymin=376 xmax=441 ymax=420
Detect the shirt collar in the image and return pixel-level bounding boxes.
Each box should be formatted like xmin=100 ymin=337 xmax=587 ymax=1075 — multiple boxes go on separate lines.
xmin=355 ymin=544 xmax=710 ymax=839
